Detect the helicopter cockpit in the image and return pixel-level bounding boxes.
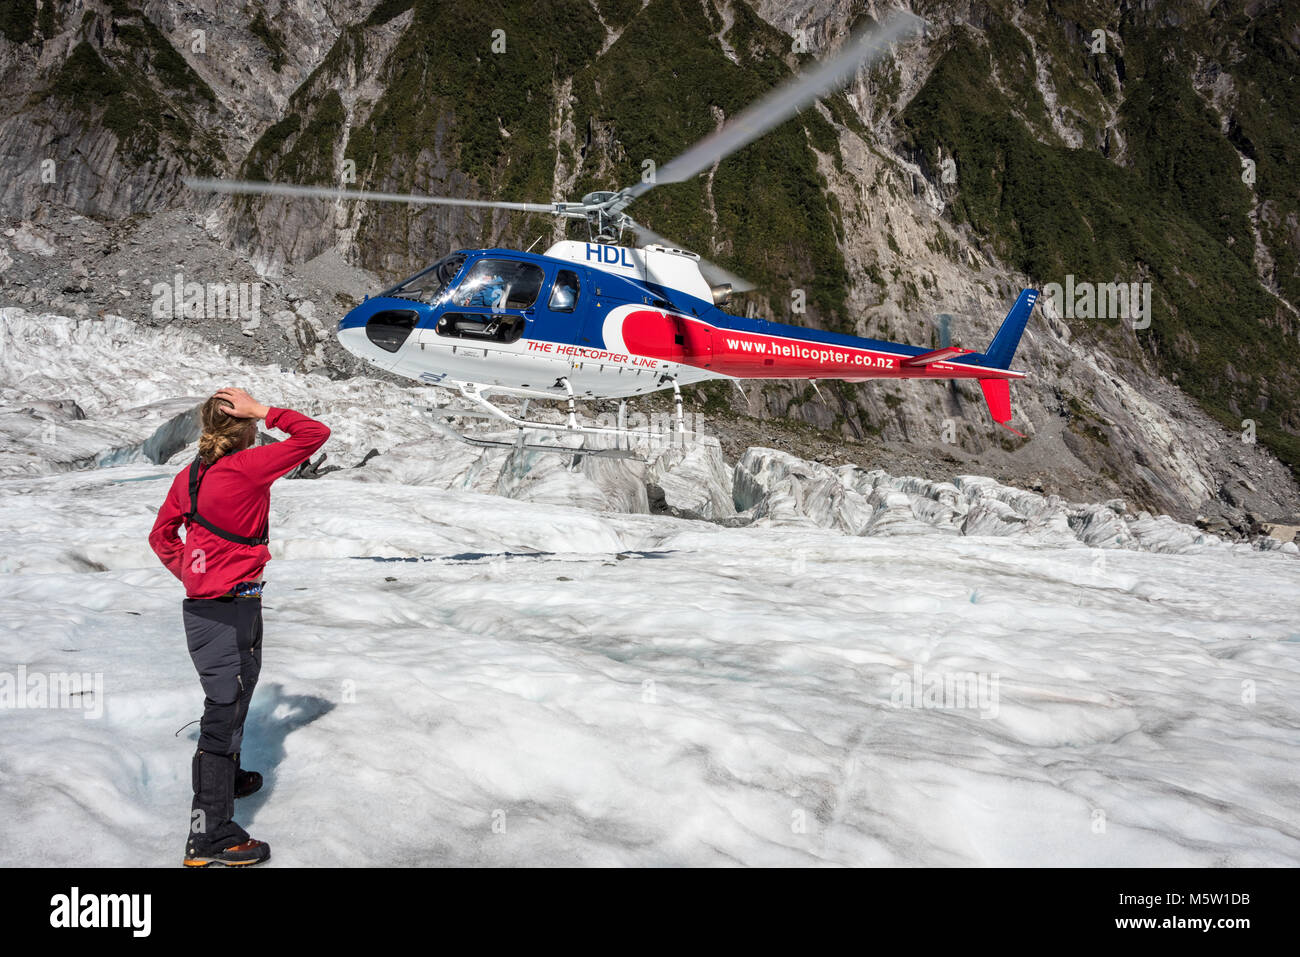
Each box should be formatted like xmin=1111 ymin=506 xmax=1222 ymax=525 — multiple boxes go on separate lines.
xmin=383 ymin=252 xmax=469 ymax=304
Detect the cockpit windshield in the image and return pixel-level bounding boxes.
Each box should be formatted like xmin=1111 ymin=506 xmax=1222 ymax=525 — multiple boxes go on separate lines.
xmin=383 ymin=252 xmax=469 ymax=304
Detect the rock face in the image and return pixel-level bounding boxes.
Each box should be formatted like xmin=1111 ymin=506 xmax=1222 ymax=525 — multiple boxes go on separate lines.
xmin=0 ymin=0 xmax=1297 ymax=528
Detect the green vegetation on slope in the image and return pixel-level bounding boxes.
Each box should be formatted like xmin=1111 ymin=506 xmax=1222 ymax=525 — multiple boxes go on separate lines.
xmin=250 ymin=10 xmax=288 ymax=72
xmin=569 ymin=0 xmax=851 ymax=324
xmin=340 ymin=0 xmax=603 ymax=257
xmin=242 ymin=114 xmax=303 ymax=181
xmin=1207 ymin=1 xmax=1300 ymax=306
xmin=899 ymin=26 xmax=1300 ymax=475
xmin=1119 ymin=51 xmax=1254 ymax=262
xmin=43 ymin=5 xmax=219 ymax=170
xmin=281 ymin=90 xmax=346 ymax=182
xmin=0 ymin=0 xmax=36 ymax=43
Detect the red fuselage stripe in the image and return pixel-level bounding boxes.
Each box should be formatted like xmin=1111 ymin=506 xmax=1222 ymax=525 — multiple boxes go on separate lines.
xmin=619 ymin=310 xmax=1021 ymax=380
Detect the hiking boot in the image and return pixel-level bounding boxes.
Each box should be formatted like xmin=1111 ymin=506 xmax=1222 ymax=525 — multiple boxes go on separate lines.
xmin=183 ymin=837 xmax=271 ymax=867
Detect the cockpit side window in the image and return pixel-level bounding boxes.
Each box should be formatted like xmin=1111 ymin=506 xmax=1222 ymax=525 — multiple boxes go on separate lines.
xmin=454 ymin=259 xmax=545 ymax=310
xmin=384 ymin=252 xmax=468 ymax=303
xmin=548 ymin=270 xmax=580 ymax=313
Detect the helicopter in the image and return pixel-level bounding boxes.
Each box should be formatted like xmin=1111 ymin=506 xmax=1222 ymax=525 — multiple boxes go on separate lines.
xmin=189 ymin=12 xmax=1035 ymax=460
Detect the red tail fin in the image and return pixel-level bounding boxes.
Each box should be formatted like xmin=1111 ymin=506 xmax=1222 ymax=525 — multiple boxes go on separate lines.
xmin=979 ymin=379 xmax=1024 ymax=436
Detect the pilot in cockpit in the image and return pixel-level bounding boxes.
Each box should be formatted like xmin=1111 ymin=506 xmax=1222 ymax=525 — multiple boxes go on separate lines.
xmin=461 ymin=271 xmax=507 ymax=309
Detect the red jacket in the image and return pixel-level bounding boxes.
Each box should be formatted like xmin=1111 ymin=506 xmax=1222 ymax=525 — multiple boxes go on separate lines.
xmin=149 ymin=407 xmax=330 ymax=598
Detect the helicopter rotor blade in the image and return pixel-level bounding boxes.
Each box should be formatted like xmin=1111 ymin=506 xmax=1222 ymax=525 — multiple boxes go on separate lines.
xmin=628 ymin=219 xmax=756 ymax=293
xmin=184 ymin=177 xmax=591 ymax=216
xmin=186 ymin=12 xmax=923 ymax=297
xmin=610 ymin=10 xmax=924 ymax=212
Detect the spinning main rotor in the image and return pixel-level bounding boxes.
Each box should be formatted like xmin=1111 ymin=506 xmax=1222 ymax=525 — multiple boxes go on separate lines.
xmin=188 ymin=12 xmax=924 ymax=294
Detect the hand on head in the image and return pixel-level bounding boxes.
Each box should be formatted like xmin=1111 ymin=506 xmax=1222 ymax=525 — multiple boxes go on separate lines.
xmin=215 ymin=388 xmax=270 ymax=421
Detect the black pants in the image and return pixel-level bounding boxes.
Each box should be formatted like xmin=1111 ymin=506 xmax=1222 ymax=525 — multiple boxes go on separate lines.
xmin=182 ymin=595 xmax=262 ymax=852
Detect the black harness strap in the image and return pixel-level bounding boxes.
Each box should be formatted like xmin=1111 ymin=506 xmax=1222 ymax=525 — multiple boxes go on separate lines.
xmin=185 ymin=458 xmax=270 ymax=547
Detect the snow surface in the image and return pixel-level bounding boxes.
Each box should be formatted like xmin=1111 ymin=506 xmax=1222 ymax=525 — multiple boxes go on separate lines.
xmin=2 ymin=310 xmax=1299 ymax=866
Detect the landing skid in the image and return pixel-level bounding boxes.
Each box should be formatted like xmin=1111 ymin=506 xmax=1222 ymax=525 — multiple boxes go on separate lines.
xmin=430 ymin=423 xmax=644 ymax=461
xmin=425 ymin=376 xmax=696 ymax=465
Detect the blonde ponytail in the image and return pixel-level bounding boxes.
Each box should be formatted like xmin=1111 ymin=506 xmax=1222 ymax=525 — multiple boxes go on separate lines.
xmin=198 ymin=394 xmax=255 ymax=464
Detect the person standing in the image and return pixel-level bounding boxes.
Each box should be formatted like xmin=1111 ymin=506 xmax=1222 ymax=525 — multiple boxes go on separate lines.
xmin=149 ymin=387 xmax=330 ymax=866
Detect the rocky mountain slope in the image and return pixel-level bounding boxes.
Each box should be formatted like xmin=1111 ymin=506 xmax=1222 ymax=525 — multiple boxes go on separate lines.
xmin=1 ymin=0 xmax=1297 ymax=534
